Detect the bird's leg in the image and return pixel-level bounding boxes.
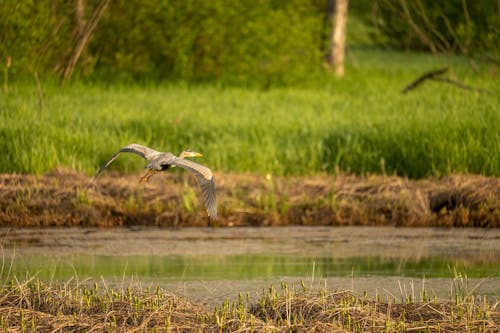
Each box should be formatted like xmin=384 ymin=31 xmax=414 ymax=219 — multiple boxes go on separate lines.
xmin=139 ymin=169 xmax=157 ymax=183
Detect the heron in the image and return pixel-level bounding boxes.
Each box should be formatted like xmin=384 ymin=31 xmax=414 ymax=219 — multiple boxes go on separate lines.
xmin=96 ymin=143 xmax=217 ymax=220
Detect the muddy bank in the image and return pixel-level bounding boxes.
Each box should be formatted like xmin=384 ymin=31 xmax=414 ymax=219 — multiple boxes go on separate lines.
xmin=0 ymin=169 xmax=499 ymax=227
xmin=1 ymin=226 xmax=498 ymax=258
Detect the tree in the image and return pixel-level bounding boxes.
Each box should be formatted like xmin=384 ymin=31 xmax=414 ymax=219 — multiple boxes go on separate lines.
xmin=326 ymin=0 xmax=349 ymax=77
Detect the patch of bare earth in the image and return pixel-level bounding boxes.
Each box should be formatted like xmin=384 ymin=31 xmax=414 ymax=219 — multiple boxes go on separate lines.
xmin=0 ymin=168 xmax=498 ymax=227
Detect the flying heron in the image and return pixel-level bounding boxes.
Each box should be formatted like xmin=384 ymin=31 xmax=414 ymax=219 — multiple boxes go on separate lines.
xmin=96 ymin=143 xmax=217 ymax=220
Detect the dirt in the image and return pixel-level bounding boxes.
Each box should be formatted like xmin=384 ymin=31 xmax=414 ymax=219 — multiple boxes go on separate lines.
xmin=1 ymin=226 xmax=498 ymax=258
xmin=0 ymin=168 xmax=499 ymax=227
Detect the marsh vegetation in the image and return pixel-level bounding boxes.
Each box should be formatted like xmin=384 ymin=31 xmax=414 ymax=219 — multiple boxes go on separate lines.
xmin=0 ymin=276 xmax=497 ymax=332
xmin=2 ymin=226 xmax=499 ymax=332
xmin=1 ymin=2 xmax=499 ymax=331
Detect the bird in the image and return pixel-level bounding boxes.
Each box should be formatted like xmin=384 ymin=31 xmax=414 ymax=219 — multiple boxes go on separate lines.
xmin=96 ymin=143 xmax=217 ymax=220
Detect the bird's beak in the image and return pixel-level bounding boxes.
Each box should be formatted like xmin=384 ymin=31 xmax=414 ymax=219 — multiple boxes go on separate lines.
xmin=193 ymin=152 xmax=203 ymax=157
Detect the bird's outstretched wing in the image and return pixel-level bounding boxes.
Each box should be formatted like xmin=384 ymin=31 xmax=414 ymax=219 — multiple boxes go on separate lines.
xmin=96 ymin=143 xmax=161 ymax=176
xmin=170 ymin=158 xmax=217 ymax=220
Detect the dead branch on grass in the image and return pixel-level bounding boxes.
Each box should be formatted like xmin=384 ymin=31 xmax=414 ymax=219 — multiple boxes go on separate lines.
xmin=402 ymin=67 xmax=495 ymax=95
xmin=401 ymin=67 xmax=449 ymax=94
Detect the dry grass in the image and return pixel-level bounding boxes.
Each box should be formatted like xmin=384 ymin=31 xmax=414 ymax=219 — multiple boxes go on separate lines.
xmin=0 ymin=277 xmax=497 ymax=332
xmin=0 ymin=169 xmax=499 ymax=227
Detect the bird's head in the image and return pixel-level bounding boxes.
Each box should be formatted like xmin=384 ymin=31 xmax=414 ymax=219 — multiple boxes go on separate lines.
xmin=179 ymin=149 xmax=203 ymax=159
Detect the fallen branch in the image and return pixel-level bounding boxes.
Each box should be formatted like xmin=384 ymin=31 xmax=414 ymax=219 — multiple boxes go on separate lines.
xmin=402 ymin=67 xmax=495 ymax=95
xmin=431 ymin=77 xmax=495 ymax=95
xmin=401 ymin=67 xmax=448 ymax=94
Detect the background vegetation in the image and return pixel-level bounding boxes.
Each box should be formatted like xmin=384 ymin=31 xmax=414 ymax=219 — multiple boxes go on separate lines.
xmin=0 ymin=1 xmax=498 ymax=178
xmin=2 ymin=0 xmax=326 ymax=85
xmin=1 ymin=48 xmax=498 ymax=178
xmin=368 ymin=0 xmax=500 ymax=56
xmin=1 ymin=0 xmax=498 ymax=85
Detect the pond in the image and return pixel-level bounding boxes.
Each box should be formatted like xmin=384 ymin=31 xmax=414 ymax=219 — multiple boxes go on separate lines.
xmin=1 ymin=226 xmax=498 ymax=305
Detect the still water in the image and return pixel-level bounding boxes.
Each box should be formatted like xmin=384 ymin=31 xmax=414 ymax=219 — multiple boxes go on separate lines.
xmin=1 ymin=226 xmax=498 ymax=304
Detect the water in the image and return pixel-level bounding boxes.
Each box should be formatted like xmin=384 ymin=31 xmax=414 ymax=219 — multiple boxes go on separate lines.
xmin=1 ymin=226 xmax=498 ymax=305
xmin=7 ymin=253 xmax=499 ymax=280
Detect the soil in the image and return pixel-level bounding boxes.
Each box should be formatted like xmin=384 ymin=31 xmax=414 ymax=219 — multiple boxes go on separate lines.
xmin=1 ymin=226 xmax=498 ymax=258
xmin=0 ymin=168 xmax=499 ymax=227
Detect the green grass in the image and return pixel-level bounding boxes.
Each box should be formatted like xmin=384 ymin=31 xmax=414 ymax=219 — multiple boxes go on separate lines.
xmin=1 ymin=49 xmax=499 ymax=178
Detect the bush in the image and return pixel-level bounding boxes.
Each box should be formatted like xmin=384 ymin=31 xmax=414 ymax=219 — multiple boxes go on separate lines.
xmin=0 ymin=0 xmax=326 ymax=86
xmin=370 ymin=0 xmax=500 ymax=56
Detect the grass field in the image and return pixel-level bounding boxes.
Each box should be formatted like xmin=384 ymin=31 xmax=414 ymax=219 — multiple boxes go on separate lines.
xmin=1 ymin=49 xmax=499 ymax=178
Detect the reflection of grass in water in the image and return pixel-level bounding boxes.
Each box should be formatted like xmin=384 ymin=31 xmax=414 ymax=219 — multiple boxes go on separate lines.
xmin=3 ymin=254 xmax=498 ymax=281
xmin=0 ymin=273 xmax=497 ymax=332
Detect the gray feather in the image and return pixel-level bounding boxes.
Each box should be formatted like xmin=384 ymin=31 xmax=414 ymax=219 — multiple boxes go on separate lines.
xmin=96 ymin=144 xmax=217 ymax=220
xmin=170 ymin=158 xmax=217 ymax=220
xmin=97 ymin=144 xmax=161 ymax=176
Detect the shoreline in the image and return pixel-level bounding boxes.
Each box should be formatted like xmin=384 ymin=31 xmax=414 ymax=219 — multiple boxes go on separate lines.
xmin=1 ymin=168 xmax=499 ymax=228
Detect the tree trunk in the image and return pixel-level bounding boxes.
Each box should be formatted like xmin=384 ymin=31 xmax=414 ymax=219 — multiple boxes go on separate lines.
xmin=76 ymin=0 xmax=86 ymax=37
xmin=327 ymin=0 xmax=349 ymax=77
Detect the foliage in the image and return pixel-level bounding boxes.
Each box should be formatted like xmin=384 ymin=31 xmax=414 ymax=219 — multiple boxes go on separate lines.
xmin=0 ymin=0 xmax=325 ymax=86
xmin=95 ymin=0 xmax=325 ymax=85
xmin=0 ymin=1 xmax=76 ymax=76
xmin=370 ymin=0 xmax=500 ymax=56
xmin=3 ymin=0 xmax=498 ymax=85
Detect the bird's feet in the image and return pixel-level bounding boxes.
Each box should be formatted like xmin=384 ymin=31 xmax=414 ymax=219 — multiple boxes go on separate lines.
xmin=139 ymin=169 xmax=156 ymax=183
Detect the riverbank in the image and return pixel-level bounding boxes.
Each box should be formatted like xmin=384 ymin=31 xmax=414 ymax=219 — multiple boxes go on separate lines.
xmin=0 ymin=277 xmax=497 ymax=332
xmin=0 ymin=169 xmax=499 ymax=227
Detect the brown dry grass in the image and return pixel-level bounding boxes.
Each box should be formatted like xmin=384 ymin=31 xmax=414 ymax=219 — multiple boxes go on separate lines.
xmin=0 ymin=278 xmax=498 ymax=332
xmin=0 ymin=168 xmax=499 ymax=227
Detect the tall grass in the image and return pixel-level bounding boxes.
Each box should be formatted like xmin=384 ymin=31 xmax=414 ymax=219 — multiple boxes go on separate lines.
xmin=1 ymin=49 xmax=498 ymax=178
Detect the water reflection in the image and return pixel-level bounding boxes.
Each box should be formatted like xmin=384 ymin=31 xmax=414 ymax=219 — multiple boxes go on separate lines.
xmin=2 ymin=227 xmax=499 ymax=304
xmin=5 ymin=254 xmax=498 ymax=281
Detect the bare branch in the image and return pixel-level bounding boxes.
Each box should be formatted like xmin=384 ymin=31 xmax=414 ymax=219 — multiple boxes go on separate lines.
xmin=402 ymin=67 xmax=495 ymax=95
xmin=414 ymin=0 xmax=450 ymax=51
xmin=61 ymin=0 xmax=110 ymax=84
xmin=431 ymin=77 xmax=495 ymax=95
xmin=401 ymin=67 xmax=448 ymax=94
xmin=398 ymin=0 xmax=438 ymax=53
xmin=439 ymin=12 xmax=465 ymax=54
